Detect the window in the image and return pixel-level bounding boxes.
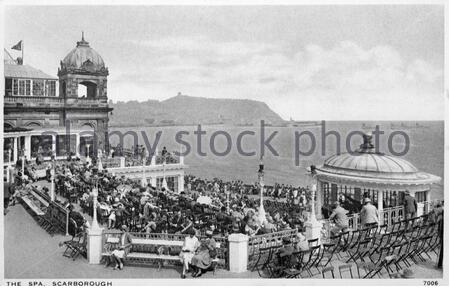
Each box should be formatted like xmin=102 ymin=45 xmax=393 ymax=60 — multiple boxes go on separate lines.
xmin=5 ymin=78 xmax=12 ymax=96
xmin=45 ymin=80 xmax=56 ymax=96
xmin=33 ymin=80 xmax=45 ymax=96
xmin=25 ymin=80 xmax=31 ymax=95
xmin=18 ymin=80 xmax=25 ymax=95
xmin=12 ymin=79 xmax=18 ymax=95
xmin=16 ymin=79 xmax=32 ymax=96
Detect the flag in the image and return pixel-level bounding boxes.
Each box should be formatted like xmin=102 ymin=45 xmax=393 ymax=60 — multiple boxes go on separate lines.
xmin=11 ymin=40 xmax=22 ymax=51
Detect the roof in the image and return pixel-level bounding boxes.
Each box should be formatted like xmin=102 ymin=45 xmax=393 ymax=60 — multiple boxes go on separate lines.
xmin=315 ymin=134 xmax=441 ymax=187
xmin=4 ymin=63 xmax=56 ymax=80
xmin=62 ymin=35 xmax=105 ymax=71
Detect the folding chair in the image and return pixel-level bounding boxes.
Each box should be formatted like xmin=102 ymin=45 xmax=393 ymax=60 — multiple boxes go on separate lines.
xmin=301 ymin=245 xmax=321 ymax=277
xmin=339 ymin=264 xmax=354 ymax=279
xmin=251 ymin=247 xmax=271 ymax=275
xmin=346 ymin=238 xmax=372 ymax=264
xmin=320 ymin=242 xmax=338 ymax=268
xmin=70 ymin=232 xmax=87 ymax=261
xmin=61 ymin=218 xmax=81 ymax=258
xmin=322 ymin=266 xmax=335 ymax=279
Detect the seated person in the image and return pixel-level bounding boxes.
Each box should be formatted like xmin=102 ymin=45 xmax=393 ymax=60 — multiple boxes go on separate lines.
xmin=329 ymin=201 xmax=349 ymax=237
xmin=244 ymin=219 xmax=260 ymax=237
xmin=277 ymin=237 xmax=297 ymax=268
xmin=190 ymin=230 xmax=217 ymax=277
xmin=108 ymin=225 xmax=132 ymax=270
xmin=143 ymin=215 xmax=157 ymax=234
xmin=179 ymin=228 xmax=200 ymax=279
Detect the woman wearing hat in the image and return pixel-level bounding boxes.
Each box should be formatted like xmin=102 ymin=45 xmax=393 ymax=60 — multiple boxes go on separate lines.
xmin=110 ymin=225 xmax=132 ymax=270
xmin=179 ymin=228 xmax=200 ymax=278
xmin=190 ymin=230 xmax=217 ymax=277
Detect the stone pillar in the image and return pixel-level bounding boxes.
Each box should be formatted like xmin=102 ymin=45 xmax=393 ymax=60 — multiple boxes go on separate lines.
xmin=87 ymin=227 xmax=103 ymax=264
xmin=75 ymin=133 xmax=81 ymax=158
xmin=305 ymin=221 xmax=322 ymax=243
xmin=178 ymin=174 xmax=185 ymax=193
xmin=51 ymin=134 xmax=57 ymax=158
xmin=305 ymin=184 xmax=322 ymax=243
xmin=13 ymin=137 xmax=18 ymax=163
xmin=151 ymin=155 xmax=156 ymax=166
xmin=228 ymin=233 xmax=249 ymax=273
xmin=6 ymin=166 xmax=10 ymax=183
xmin=149 ymin=176 xmax=156 ymax=187
xmin=120 ymin=156 xmax=126 ymax=168
xmin=24 ymin=135 xmax=31 ymax=160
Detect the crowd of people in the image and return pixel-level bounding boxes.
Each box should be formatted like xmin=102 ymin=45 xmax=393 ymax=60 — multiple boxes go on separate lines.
xmin=48 ymin=161 xmax=312 ymax=239
xmin=5 ymin=149 xmax=444 ymax=275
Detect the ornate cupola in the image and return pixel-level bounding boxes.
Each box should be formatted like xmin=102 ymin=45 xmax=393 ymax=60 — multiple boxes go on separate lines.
xmin=58 ymin=32 xmax=108 ymax=100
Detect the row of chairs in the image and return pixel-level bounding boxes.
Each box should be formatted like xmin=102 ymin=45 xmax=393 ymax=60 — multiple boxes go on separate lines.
xmin=251 ymin=214 xmax=441 ymax=279
xmin=251 ymin=238 xmax=328 ymax=278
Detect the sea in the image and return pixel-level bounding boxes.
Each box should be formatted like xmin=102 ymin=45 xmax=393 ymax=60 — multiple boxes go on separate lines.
xmin=109 ymin=121 xmax=445 ymax=201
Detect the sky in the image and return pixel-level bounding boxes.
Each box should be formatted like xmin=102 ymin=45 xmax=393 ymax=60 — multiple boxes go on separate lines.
xmin=4 ymin=5 xmax=446 ymax=120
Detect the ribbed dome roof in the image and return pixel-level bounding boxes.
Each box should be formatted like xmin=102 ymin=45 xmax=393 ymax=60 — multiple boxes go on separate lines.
xmin=61 ymin=33 xmax=105 ymax=71
xmin=315 ymin=134 xmax=440 ymax=185
xmin=324 ymin=151 xmax=418 ymax=174
xmin=323 ymin=134 xmax=418 ymax=174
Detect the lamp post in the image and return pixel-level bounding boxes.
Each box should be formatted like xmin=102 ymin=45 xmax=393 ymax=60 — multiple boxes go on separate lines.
xmin=226 ymin=186 xmax=230 ymax=213
xmin=50 ymin=166 xmax=55 ymax=201
xmin=6 ymin=148 xmax=12 ymax=183
xmin=86 ymin=143 xmax=91 ymax=164
xmin=98 ymin=150 xmax=103 ymax=172
xmin=305 ymin=178 xmax=322 ymax=242
xmin=141 ymin=156 xmax=147 ymax=187
xmin=21 ymin=149 xmax=25 ymax=181
xmin=91 ymin=178 xmax=100 ymax=230
xmin=162 ymin=161 xmax=168 ymax=190
xmin=310 ymin=184 xmax=317 ymax=223
xmin=65 ymin=203 xmax=70 ymax=236
xmin=257 ymin=157 xmax=267 ymax=224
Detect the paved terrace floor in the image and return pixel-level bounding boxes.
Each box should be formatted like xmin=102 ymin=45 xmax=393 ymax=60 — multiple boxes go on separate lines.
xmin=4 ymin=184 xmax=443 ymax=280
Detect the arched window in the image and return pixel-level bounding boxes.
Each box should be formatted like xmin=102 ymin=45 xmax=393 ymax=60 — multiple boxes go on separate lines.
xmin=25 ymin=121 xmax=42 ymax=128
xmin=4 ymin=122 xmax=14 ymax=130
xmin=78 ymin=81 xmax=97 ymax=99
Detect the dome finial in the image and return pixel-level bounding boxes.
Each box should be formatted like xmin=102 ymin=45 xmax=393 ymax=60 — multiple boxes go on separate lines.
xmin=360 ymin=133 xmax=374 ymax=151
xmin=77 ymin=31 xmax=89 ymax=47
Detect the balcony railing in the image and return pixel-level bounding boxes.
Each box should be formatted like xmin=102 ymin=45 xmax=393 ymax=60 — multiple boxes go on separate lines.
xmin=4 ymin=96 xmax=109 ymax=108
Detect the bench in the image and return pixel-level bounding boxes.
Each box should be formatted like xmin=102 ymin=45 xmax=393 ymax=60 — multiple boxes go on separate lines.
xmin=20 ymin=196 xmax=45 ymax=216
xmin=30 ymin=189 xmax=50 ymax=208
xmin=102 ymin=234 xmax=222 ymax=272
xmin=129 ymin=238 xmax=222 ymax=272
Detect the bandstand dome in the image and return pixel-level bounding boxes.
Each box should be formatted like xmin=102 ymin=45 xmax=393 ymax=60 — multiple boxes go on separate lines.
xmin=61 ymin=33 xmax=105 ymax=71
xmin=315 ymin=134 xmax=441 ymax=187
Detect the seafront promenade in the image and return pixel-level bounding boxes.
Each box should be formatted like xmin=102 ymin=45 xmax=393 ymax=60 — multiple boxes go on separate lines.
xmin=4 ymin=203 xmax=256 ymax=279
xmin=5 ymin=182 xmax=442 ymax=280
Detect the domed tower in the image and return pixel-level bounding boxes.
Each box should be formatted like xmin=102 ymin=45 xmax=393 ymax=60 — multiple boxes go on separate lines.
xmin=58 ymin=33 xmax=112 ymax=153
